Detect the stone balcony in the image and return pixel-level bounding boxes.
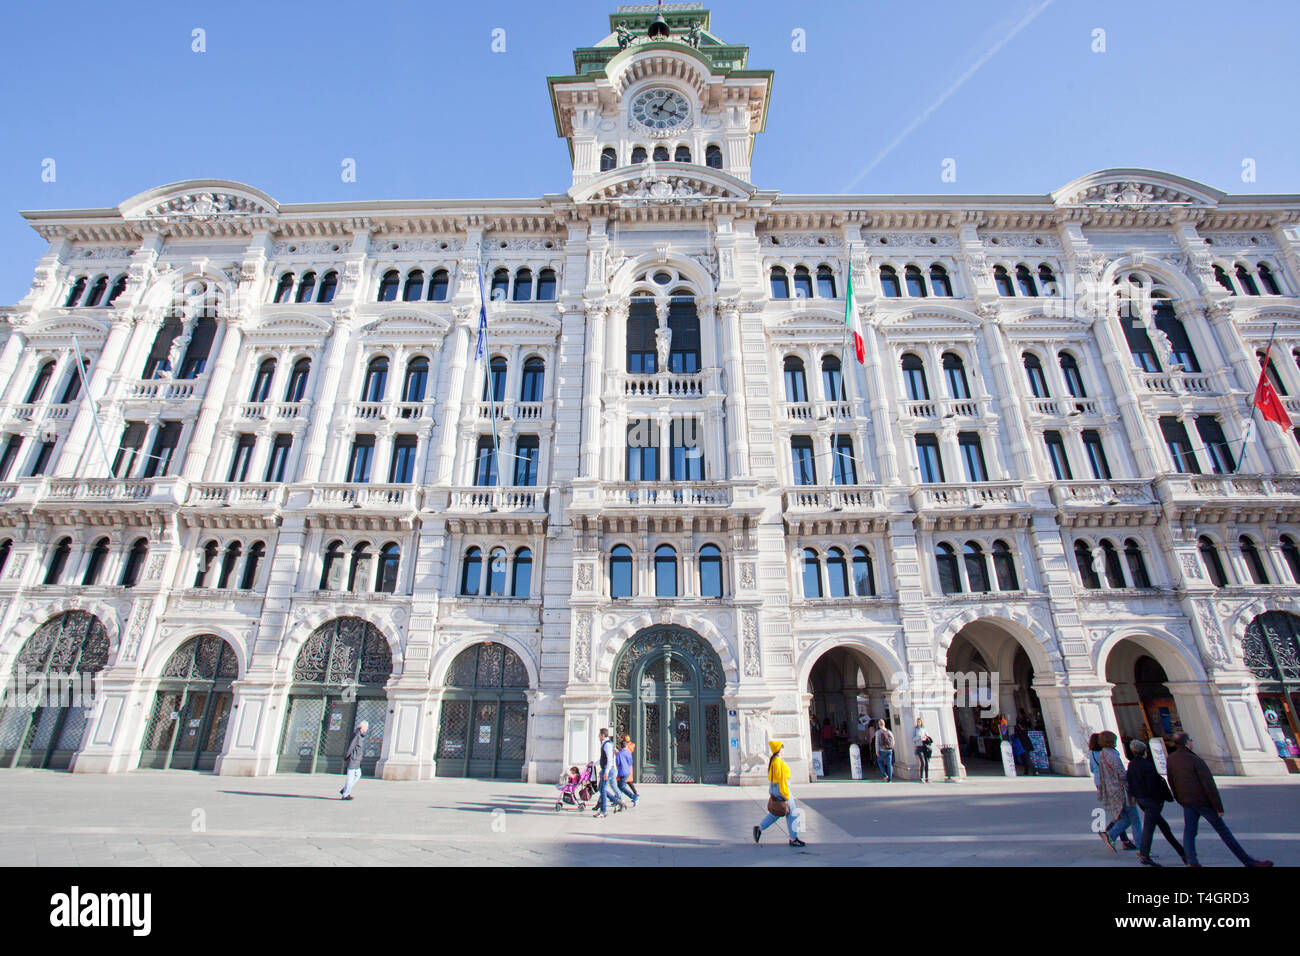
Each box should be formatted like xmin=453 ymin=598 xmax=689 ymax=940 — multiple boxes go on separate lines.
xmin=304 ymin=483 xmax=421 ymax=510
xmin=123 ymin=378 xmax=202 ymax=402
xmin=598 ymin=481 xmax=733 ymax=507
xmin=899 ymin=397 xmax=989 ymax=421
xmin=618 ymin=368 xmax=722 ymax=398
xmin=233 ymin=401 xmax=310 ymax=422
xmin=1051 ymin=479 xmax=1159 ymax=527
xmin=1136 ymin=370 xmax=1220 ymax=396
xmin=783 ymin=484 xmax=884 ymax=514
xmin=468 ymin=399 xmax=549 ymax=423
xmin=2 ymin=402 xmax=75 ymax=427
xmin=1156 ymin=472 xmax=1300 ymax=523
xmin=342 ymin=400 xmax=434 ymax=422
xmin=443 ymin=486 xmax=548 ymax=513
xmin=186 ymin=482 xmax=288 ymax=508
xmin=778 ymin=400 xmax=854 ymax=423
xmin=1025 ymin=396 xmax=1104 ymax=419
xmin=911 ymin=480 xmax=1027 ymax=512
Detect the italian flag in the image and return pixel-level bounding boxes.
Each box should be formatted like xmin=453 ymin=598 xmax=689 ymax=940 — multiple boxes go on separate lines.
xmin=845 ymin=268 xmax=865 ymax=364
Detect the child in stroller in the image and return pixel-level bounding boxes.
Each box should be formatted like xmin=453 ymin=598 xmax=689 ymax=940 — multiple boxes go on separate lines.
xmin=555 ymin=762 xmax=597 ymax=811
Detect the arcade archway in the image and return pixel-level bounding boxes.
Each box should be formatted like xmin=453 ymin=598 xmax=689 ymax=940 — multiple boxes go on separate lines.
xmin=806 ymin=645 xmax=892 ymax=778
xmin=140 ymin=635 xmax=239 ymax=771
xmin=1104 ymin=640 xmax=1186 ymax=756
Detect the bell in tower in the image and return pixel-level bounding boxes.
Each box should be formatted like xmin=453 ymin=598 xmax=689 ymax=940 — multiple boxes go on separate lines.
xmin=647 ymin=13 xmax=670 ymax=38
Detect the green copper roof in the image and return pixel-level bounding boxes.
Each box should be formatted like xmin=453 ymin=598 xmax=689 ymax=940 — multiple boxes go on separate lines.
xmin=566 ymin=4 xmax=750 ymax=74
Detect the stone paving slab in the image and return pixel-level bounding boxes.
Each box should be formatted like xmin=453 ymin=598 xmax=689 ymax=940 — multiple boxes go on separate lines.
xmin=0 ymin=769 xmax=1296 ymax=866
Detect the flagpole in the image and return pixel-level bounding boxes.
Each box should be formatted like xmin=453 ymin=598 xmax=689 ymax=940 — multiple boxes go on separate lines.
xmin=835 ymin=271 xmax=853 ymax=486
xmin=477 ymin=262 xmax=503 ymax=495
xmin=1235 ymin=322 xmax=1278 ymax=473
xmin=70 ymin=335 xmax=113 ymax=477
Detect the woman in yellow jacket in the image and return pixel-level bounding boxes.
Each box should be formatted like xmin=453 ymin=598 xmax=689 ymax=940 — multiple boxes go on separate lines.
xmin=753 ymin=740 xmax=806 ymax=847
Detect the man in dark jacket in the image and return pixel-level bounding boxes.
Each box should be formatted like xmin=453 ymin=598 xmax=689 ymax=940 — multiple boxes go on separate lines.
xmin=1166 ymin=733 xmax=1271 ymax=867
xmin=340 ymin=721 xmax=368 ymax=801
xmin=1125 ymin=739 xmax=1183 ymax=866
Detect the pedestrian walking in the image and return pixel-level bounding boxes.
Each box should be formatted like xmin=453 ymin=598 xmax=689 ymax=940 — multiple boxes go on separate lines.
xmin=1166 ymin=733 xmax=1272 ymax=868
xmin=339 ymin=720 xmax=368 ymax=800
xmin=873 ymin=718 xmax=895 ymax=782
xmin=615 ymin=735 xmax=639 ymax=807
xmin=1015 ymin=716 xmax=1036 ymax=776
xmin=1125 ymin=739 xmax=1184 ymax=867
xmin=1089 ymin=732 xmax=1135 ymax=847
xmin=1096 ymin=731 xmax=1140 ymax=852
xmin=593 ymin=727 xmax=627 ymax=818
xmin=752 ymin=740 xmax=806 ymax=848
xmin=912 ymin=717 xmax=933 ymax=783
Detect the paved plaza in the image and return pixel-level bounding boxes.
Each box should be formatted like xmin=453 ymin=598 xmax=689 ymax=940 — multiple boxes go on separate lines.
xmin=0 ymin=769 xmax=1297 ymax=866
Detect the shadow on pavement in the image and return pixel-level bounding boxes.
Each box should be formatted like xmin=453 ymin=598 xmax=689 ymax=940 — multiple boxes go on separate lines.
xmin=217 ymin=790 xmax=341 ymax=801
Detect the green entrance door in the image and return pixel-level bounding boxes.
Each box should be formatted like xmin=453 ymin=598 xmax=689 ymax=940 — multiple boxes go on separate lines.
xmin=435 ymin=643 xmax=530 ymax=779
xmin=612 ymin=626 xmax=727 ymax=784
xmin=140 ymin=635 xmax=238 ymax=771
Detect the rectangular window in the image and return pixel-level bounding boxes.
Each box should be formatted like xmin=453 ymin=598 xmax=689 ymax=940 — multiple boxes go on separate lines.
xmin=227 ymin=434 xmax=256 ymax=483
xmin=472 ymin=435 xmax=497 ymax=486
xmin=348 ymin=435 xmax=375 ymax=483
xmin=1122 ymin=318 xmax=1162 ymax=373
xmin=831 ymin=435 xmax=857 ymax=485
xmin=670 ymin=419 xmax=704 ymax=481
xmin=791 ymin=436 xmax=816 ymax=486
xmin=111 ymin=423 xmax=144 ymax=478
xmin=1195 ymin=416 xmax=1235 ymax=475
xmin=1159 ymin=417 xmax=1200 ymax=474
xmin=957 ymin=432 xmax=988 ymax=482
xmin=1081 ymin=430 xmax=1112 ymax=480
xmin=626 ymin=420 xmax=660 ymax=481
xmin=264 ymin=434 xmax=292 ymax=483
xmin=0 ymin=434 xmax=23 ymax=481
xmin=514 ymin=436 xmax=540 ymax=486
xmin=28 ymin=440 xmax=55 ymax=477
xmin=389 ymin=435 xmax=418 ymax=484
xmin=143 ymin=421 xmax=182 ymax=478
xmin=915 ymin=434 xmax=944 ymax=484
xmin=1044 ymin=430 xmax=1073 ymax=481
xmin=626 ymin=300 xmax=657 ymax=374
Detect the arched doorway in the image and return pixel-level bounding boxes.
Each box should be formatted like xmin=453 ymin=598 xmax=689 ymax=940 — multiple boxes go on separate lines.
xmin=611 ymin=625 xmax=727 ymax=784
xmin=946 ymin=622 xmax=1052 ymax=775
xmin=806 ymin=645 xmax=891 ymax=778
xmin=435 ymin=642 xmax=530 ymax=779
xmin=277 ymin=618 xmax=392 ymax=774
xmin=139 ymin=635 xmax=238 ymax=771
xmin=0 ymin=612 xmax=110 ymax=769
xmin=1105 ymin=641 xmax=1186 ymax=756
xmin=1243 ymin=612 xmax=1300 ymax=771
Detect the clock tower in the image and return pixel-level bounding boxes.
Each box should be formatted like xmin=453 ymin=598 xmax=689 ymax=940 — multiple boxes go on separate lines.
xmin=547 ymin=5 xmax=773 ymax=186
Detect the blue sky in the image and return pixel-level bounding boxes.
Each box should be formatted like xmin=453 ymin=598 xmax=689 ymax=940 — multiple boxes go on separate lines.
xmin=2 ymin=0 xmax=1297 ymax=302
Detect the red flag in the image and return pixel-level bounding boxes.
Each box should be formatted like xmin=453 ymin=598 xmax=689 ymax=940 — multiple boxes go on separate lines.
xmin=1254 ymin=346 xmax=1293 ymax=429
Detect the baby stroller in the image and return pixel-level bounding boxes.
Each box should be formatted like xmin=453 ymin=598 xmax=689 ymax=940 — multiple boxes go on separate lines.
xmin=555 ymin=761 xmax=597 ymax=811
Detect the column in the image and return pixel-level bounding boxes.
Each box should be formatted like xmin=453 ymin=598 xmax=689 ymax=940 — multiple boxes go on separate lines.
xmin=427 ymin=320 xmax=470 ymax=485
xmin=180 ymin=314 xmax=246 ymax=478
xmin=298 ymin=309 xmax=355 ymax=483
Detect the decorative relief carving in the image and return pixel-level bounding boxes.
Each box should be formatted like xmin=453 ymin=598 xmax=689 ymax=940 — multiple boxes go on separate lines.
xmin=1180 ymin=553 xmax=1201 ymax=579
xmin=142 ymin=192 xmax=272 ymax=222
xmin=742 ymin=611 xmax=760 ymax=677
xmin=763 ymin=233 xmax=842 ymax=249
xmin=739 ymin=562 xmax=756 ymax=590
xmin=574 ymin=613 xmax=591 ymax=681
xmin=274 ymin=240 xmax=350 ymax=257
xmin=575 ymin=562 xmax=593 ymax=592
xmin=1196 ymin=602 xmax=1230 ymax=666
xmin=122 ymin=598 xmax=153 ymax=662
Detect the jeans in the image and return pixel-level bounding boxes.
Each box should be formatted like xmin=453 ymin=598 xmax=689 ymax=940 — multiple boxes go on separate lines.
xmin=598 ymin=771 xmax=625 ymax=813
xmin=758 ymin=783 xmax=800 ymax=839
xmin=341 ymin=767 xmax=361 ymax=797
xmin=1106 ymin=804 xmax=1140 ymax=843
xmin=915 ymin=747 xmax=931 ymax=781
xmin=1182 ymin=806 xmax=1255 ymax=866
xmin=1137 ymin=799 xmax=1184 ymax=860
xmin=617 ymin=776 xmax=638 ymax=803
xmin=878 ymin=749 xmax=894 ymax=781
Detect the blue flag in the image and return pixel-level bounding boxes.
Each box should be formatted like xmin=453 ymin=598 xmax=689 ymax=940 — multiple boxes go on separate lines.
xmin=474 ymin=265 xmax=488 ymax=363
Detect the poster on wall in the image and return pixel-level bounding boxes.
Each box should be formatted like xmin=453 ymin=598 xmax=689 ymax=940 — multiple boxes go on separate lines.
xmin=810 ymin=750 xmax=824 ymax=778
xmin=1027 ymin=730 xmax=1050 ymax=772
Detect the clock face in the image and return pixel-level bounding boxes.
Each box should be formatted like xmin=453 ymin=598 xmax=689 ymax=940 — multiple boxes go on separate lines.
xmin=630 ymin=88 xmax=691 ymax=131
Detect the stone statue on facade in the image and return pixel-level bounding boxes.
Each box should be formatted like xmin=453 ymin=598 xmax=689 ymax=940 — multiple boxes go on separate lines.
xmin=616 ymin=22 xmax=635 ymax=49
xmin=655 ymin=325 xmax=671 ymax=371
xmin=687 ymin=20 xmax=702 ymax=48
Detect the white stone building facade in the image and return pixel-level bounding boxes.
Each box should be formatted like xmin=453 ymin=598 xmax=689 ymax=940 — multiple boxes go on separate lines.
xmin=1 ymin=6 xmax=1299 ymax=784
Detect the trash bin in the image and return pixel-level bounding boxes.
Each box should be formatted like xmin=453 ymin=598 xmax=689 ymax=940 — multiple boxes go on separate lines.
xmin=940 ymin=745 xmax=959 ymax=780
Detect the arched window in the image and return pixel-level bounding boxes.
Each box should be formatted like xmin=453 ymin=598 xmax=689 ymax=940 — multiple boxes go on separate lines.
xmin=1235 ymin=263 xmax=1260 ymax=296
xmin=1037 ymin=264 xmax=1058 ymax=296
xmin=674 ymin=145 xmax=691 ymax=162
xmin=905 ymin=265 xmax=927 ymax=298
xmin=667 ymin=292 xmax=700 ymax=373
xmin=317 ymin=270 xmax=338 ymax=303
xmin=654 ymin=545 xmax=678 ymax=597
xmin=822 ymin=354 xmax=845 ymax=401
xmin=826 ymin=547 xmax=849 ymax=598
xmin=249 ymin=358 xmax=276 ymax=403
xmin=512 ymin=268 xmax=533 ymax=302
xmin=64 ymin=276 xmax=87 ymax=307
xmin=783 ymin=356 xmax=808 ymax=403
xmin=1240 ymin=535 xmax=1270 ymax=584
xmin=802 ymin=548 xmax=822 ymax=598
xmin=1100 ymin=539 xmax=1125 ymax=588
xmin=361 ymin=356 xmax=388 ymax=402
xmin=929 ymin=264 xmax=952 ymax=297
xmin=0 ymin=538 xmax=11 ymax=578
xmin=44 ymin=536 xmax=72 ymax=585
xmin=520 ymin=357 xmax=545 ymax=402
xmin=320 ymin=540 xmax=344 ymax=590
xmin=1015 ymin=264 xmax=1038 ymax=297
xmin=964 ymin=542 xmax=990 ymax=593
xmin=285 ymin=358 xmax=311 ymax=402
xmin=460 ymin=547 xmax=482 ymax=596
xmin=106 ymin=274 xmax=129 ymax=306
xmin=770 ymin=266 xmax=790 ymax=299
xmin=936 ymin=544 xmax=961 ymax=594
xmin=1258 ymin=263 xmax=1282 ymax=296
xmin=273 ymin=273 xmax=295 ymax=303
xmin=1153 ymin=301 xmax=1200 ymax=372
xmin=1124 ymin=539 xmax=1151 ymax=588
xmin=1023 ymin=353 xmax=1049 ymax=398
xmin=942 ymin=352 xmax=970 ymax=399
xmin=1257 ymin=350 xmax=1288 ymax=396
xmin=511 ymin=547 xmax=532 ymax=597
xmin=1213 ymin=265 xmax=1235 ymax=294
xmin=610 ymin=545 xmax=633 ymax=598
xmin=377 ymin=269 xmax=400 ymax=302
xmin=992 ymin=540 xmax=1018 ymax=590
xmin=295 ymin=271 xmax=317 ymax=303
xmin=652 ymin=145 xmax=669 ymax=162
xmin=705 ymin=144 xmax=722 ymax=168
xmin=699 ymin=544 xmax=722 ymax=598
xmin=121 ymin=537 xmax=148 ymax=588
xmin=792 ymin=265 xmax=813 ymax=299
xmin=901 ymin=353 xmax=929 ymax=401
xmin=879 ymin=265 xmax=901 ymax=298
xmin=58 ymin=359 xmax=88 ymax=404
xmin=484 ymin=356 xmax=507 ymax=402
xmin=1199 ymin=536 xmax=1228 ymax=587
xmin=195 ymin=540 xmax=219 ymax=587
xmin=346 ymin=542 xmax=374 ymax=594
xmin=536 ymin=268 xmax=557 ymax=301
xmin=852 ymin=546 xmax=876 ymax=596
xmin=816 ymin=265 xmax=837 ymax=298
xmin=427 ymin=269 xmax=450 ymax=301
xmin=1059 ymin=352 xmax=1086 ymax=397
xmin=490 ymin=268 xmax=510 ymax=301
xmin=993 ymin=265 xmax=1015 ymax=297
xmin=600 ymin=147 xmax=617 ymax=171
xmin=1074 ymin=540 xmax=1101 ymax=589
xmin=1280 ymin=535 xmax=1300 ymax=584
xmin=217 ymin=541 xmax=243 ymax=589
xmin=25 ymin=360 xmax=56 ymax=404
xmin=179 ymin=315 xmax=217 ymax=379
xmin=79 ymin=536 xmax=110 ymax=586
xmin=631 ymin=146 xmax=647 ymax=164
xmin=241 ymin=541 xmax=265 ymax=590
xmin=369 ymin=541 xmax=397 ymax=594
xmin=402 ymin=357 xmax=429 ymax=403
xmin=403 ymin=269 xmax=424 ymax=301
xmin=83 ymin=276 xmax=109 ymax=308
xmin=487 ymin=547 xmax=508 ymax=596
